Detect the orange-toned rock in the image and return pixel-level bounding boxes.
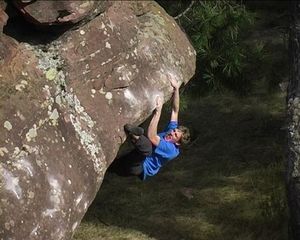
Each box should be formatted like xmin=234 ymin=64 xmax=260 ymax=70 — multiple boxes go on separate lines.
xmin=12 ymin=0 xmax=109 ymax=25
xmin=0 ymin=1 xmax=196 ymax=240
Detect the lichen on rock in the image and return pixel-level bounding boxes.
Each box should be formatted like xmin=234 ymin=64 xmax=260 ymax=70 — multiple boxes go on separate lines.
xmin=0 ymin=1 xmax=196 ymax=240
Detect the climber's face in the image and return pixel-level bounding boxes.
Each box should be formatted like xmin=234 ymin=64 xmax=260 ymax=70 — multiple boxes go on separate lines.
xmin=165 ymin=128 xmax=182 ymax=145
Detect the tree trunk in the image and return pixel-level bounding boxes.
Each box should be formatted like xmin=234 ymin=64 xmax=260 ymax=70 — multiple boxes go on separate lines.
xmin=287 ymin=1 xmax=300 ymax=239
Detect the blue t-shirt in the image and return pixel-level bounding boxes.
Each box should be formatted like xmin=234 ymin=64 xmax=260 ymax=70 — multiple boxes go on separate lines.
xmin=142 ymin=121 xmax=179 ymax=180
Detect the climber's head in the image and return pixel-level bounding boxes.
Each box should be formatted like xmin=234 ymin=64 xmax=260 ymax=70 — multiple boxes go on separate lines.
xmin=165 ymin=126 xmax=190 ymax=145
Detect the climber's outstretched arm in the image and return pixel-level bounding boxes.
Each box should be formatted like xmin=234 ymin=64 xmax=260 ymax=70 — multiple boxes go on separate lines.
xmin=147 ymin=96 xmax=163 ymax=146
xmin=170 ymin=77 xmax=180 ymax=122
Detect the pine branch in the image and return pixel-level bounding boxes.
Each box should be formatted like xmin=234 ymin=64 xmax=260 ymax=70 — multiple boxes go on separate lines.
xmin=174 ymin=0 xmax=196 ymax=20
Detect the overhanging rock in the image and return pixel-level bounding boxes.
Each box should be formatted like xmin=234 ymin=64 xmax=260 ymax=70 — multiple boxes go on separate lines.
xmin=0 ymin=1 xmax=196 ymax=239
xmin=12 ymin=0 xmax=110 ymax=25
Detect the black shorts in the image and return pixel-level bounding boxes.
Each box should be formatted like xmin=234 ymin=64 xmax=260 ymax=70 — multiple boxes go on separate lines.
xmin=108 ymin=135 xmax=153 ymax=180
xmin=108 ymin=149 xmax=144 ymax=179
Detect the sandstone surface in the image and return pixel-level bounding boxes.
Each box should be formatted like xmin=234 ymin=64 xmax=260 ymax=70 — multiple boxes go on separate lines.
xmin=12 ymin=0 xmax=109 ymax=25
xmin=0 ymin=1 xmax=196 ymax=239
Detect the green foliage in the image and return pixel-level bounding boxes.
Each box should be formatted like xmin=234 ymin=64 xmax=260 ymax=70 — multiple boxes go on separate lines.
xmin=157 ymin=1 xmax=289 ymax=95
xmin=156 ymin=0 xmax=191 ymax=17
xmin=181 ymin=1 xmax=258 ymax=93
xmin=157 ymin=0 xmax=273 ymax=94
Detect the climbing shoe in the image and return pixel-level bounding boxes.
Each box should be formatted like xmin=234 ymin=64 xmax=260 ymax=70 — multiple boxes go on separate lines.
xmin=124 ymin=124 xmax=144 ymax=136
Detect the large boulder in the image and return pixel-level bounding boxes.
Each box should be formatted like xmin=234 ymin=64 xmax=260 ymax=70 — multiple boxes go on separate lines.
xmin=0 ymin=1 xmax=196 ymax=240
xmin=12 ymin=0 xmax=109 ymax=25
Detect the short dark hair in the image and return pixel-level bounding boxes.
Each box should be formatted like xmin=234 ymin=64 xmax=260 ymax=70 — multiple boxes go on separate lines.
xmin=178 ymin=125 xmax=190 ymax=145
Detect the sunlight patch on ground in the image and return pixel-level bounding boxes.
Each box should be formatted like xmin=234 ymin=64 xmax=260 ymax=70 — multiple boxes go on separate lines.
xmin=74 ymin=222 xmax=157 ymax=240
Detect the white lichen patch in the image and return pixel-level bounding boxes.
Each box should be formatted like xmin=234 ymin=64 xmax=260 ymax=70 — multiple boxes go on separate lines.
xmin=21 ymin=79 xmax=28 ymax=85
xmin=83 ymin=69 xmax=91 ymax=75
xmin=100 ymin=22 xmax=105 ymax=29
xmin=38 ymin=119 xmax=46 ymax=127
xmin=12 ymin=147 xmax=21 ymax=157
xmin=101 ymin=58 xmax=113 ymax=66
xmin=99 ymin=88 xmax=106 ymax=95
xmin=129 ymin=39 xmax=135 ymax=46
xmin=67 ymin=179 xmax=72 ymax=185
xmin=55 ymin=95 xmax=62 ymax=106
xmin=49 ymin=109 xmax=59 ymax=126
xmin=105 ymin=42 xmax=111 ymax=49
xmin=0 ymin=147 xmax=8 ymax=156
xmin=105 ymin=92 xmax=113 ymax=100
xmin=118 ymin=107 xmax=122 ymax=116
xmin=16 ymin=111 xmax=26 ymax=121
xmin=45 ymin=68 xmax=57 ymax=81
xmin=28 ymin=190 xmax=35 ymax=199
xmin=26 ymin=125 xmax=38 ymax=142
xmin=34 ymin=42 xmax=106 ymax=181
xmin=4 ymin=121 xmax=12 ymax=131
xmin=80 ymin=41 xmax=86 ymax=47
xmin=66 ymin=94 xmax=105 ymax=179
xmin=80 ymin=30 xmax=85 ymax=35
xmin=15 ymin=80 xmax=28 ymax=91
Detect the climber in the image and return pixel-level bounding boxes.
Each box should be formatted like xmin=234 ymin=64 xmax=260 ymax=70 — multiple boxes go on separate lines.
xmin=108 ymin=76 xmax=190 ymax=180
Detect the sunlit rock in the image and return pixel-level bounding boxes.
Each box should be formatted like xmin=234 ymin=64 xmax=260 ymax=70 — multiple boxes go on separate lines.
xmin=12 ymin=0 xmax=109 ymax=25
xmin=0 ymin=1 xmax=196 ymax=239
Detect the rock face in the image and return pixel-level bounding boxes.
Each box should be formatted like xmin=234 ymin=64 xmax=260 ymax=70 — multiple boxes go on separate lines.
xmin=0 ymin=1 xmax=196 ymax=240
xmin=12 ymin=0 xmax=109 ymax=25
xmin=0 ymin=2 xmax=8 ymax=32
